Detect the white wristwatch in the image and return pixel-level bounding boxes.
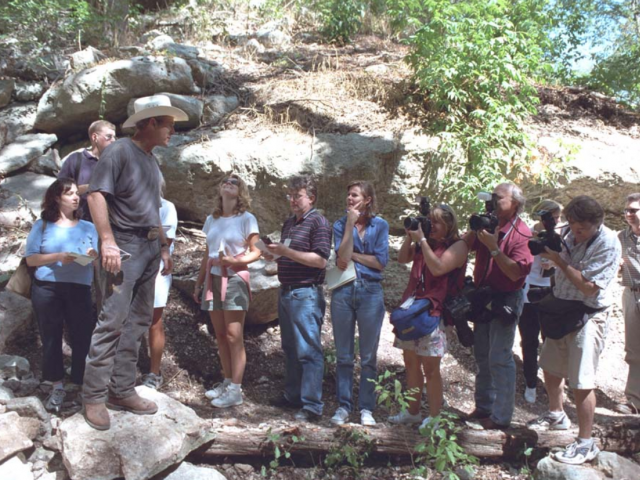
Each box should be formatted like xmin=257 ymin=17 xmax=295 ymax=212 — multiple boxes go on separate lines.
xmin=490 ymin=249 xmax=500 ymax=257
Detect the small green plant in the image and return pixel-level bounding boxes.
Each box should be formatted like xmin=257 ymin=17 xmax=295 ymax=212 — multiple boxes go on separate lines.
xmin=369 ymin=369 xmax=418 ymax=413
xmin=324 ymin=427 xmax=373 ymax=477
xmin=412 ymin=411 xmax=478 ymax=480
xmin=324 ymin=343 xmax=337 ymax=377
xmin=519 ymin=444 xmax=534 ymax=479
xmin=318 ymin=0 xmax=365 ymax=45
xmin=260 ymin=428 xmax=304 ymax=477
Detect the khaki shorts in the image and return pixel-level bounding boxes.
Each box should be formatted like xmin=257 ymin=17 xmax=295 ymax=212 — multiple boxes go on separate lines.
xmin=538 ymin=308 xmax=610 ymax=390
xmin=200 ymin=274 xmax=250 ymax=311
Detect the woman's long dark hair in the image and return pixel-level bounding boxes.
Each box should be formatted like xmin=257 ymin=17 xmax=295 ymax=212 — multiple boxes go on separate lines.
xmin=41 ymin=178 xmax=80 ymax=222
xmin=347 ymin=180 xmax=377 ymax=221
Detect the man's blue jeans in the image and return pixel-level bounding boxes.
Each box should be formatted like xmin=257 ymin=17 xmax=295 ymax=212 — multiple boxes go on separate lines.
xmin=330 ymin=279 xmax=385 ymax=412
xmin=278 ymin=285 xmax=325 ymax=416
xmin=473 ymin=289 xmax=524 ymax=426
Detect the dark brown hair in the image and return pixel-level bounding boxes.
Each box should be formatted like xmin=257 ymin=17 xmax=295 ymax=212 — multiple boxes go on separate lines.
xmin=41 ymin=178 xmax=80 ymax=222
xmin=563 ymin=195 xmax=604 ymax=226
xmin=287 ymin=175 xmax=318 ymax=204
xmin=347 ymin=180 xmax=377 ymax=220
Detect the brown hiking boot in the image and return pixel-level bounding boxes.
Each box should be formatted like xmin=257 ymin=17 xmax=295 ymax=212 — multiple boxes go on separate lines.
xmin=107 ymin=393 xmax=158 ymax=415
xmin=83 ymin=403 xmax=110 ymax=431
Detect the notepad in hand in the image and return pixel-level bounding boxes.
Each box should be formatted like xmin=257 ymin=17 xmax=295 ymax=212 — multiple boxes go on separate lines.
xmin=68 ymin=252 xmax=95 ymax=266
xmin=326 ymin=261 xmax=357 ymax=291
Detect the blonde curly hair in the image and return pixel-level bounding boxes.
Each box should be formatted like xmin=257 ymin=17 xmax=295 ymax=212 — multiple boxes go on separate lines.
xmin=211 ymin=173 xmax=252 ymax=218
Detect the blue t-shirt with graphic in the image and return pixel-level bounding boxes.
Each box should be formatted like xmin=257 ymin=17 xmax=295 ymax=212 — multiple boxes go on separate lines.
xmin=25 ymin=219 xmax=98 ymax=286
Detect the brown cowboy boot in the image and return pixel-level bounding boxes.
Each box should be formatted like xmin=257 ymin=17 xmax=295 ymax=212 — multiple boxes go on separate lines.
xmin=107 ymin=393 xmax=158 ymax=415
xmin=83 ymin=403 xmax=110 ymax=430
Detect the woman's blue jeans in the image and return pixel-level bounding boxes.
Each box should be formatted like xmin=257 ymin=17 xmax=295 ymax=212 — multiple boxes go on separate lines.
xmin=330 ymin=279 xmax=385 ymax=412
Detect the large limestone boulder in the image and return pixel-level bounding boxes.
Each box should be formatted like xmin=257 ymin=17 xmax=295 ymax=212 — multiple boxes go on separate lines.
xmin=12 ymin=81 xmax=46 ymax=102
xmin=0 ymin=188 xmax=36 ymax=229
xmin=202 ymin=95 xmax=239 ymax=125
xmin=0 ymin=133 xmax=57 ymax=176
xmin=0 ymin=355 xmax=30 ymax=380
xmin=155 ymin=129 xmax=412 ymax=235
xmin=0 ymin=291 xmax=33 ymax=353
xmin=70 ymin=46 xmax=107 ymax=70
xmin=35 ymin=56 xmax=199 ymax=136
xmin=59 ymin=386 xmax=216 ymax=480
xmin=1 ymin=172 xmax=57 ymax=219
xmin=187 ymin=59 xmax=224 ymax=89
xmin=0 ymin=102 xmax=37 ymax=144
xmin=27 ymin=148 xmax=61 ymax=176
xmin=0 ymin=453 xmax=34 ymax=480
xmin=147 ymin=35 xmax=201 ymax=59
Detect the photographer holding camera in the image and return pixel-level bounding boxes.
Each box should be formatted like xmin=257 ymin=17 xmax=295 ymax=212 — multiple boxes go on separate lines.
xmin=527 ymin=196 xmax=621 ymax=465
xmin=519 ymin=200 xmax=563 ymax=404
xmin=464 ymin=183 xmax=533 ymax=430
xmin=389 ymin=203 xmax=467 ymax=430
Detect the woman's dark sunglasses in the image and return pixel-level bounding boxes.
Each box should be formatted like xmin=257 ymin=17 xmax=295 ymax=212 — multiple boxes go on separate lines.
xmin=222 ymin=178 xmax=240 ymax=186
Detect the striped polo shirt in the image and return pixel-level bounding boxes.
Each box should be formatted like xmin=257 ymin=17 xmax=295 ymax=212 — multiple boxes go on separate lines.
xmin=619 ymin=227 xmax=640 ymax=288
xmin=277 ymin=208 xmax=332 ymax=285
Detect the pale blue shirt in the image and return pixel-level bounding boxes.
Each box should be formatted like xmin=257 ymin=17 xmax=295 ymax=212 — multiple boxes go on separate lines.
xmin=25 ymin=219 xmax=98 ymax=286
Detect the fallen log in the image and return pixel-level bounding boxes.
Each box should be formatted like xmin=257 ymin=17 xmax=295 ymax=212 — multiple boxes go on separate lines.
xmin=197 ymin=419 xmax=640 ymax=460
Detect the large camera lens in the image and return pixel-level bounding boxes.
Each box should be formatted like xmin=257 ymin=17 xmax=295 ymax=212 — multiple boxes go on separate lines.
xmin=404 ymin=216 xmax=419 ymax=231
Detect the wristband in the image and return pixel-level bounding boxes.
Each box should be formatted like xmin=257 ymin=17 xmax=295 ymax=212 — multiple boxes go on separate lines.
xmin=419 ymin=237 xmax=427 ymax=245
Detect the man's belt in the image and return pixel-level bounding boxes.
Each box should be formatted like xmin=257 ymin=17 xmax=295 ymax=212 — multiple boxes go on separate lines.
xmin=280 ymin=283 xmax=321 ymax=292
xmin=112 ymin=225 xmax=160 ymax=241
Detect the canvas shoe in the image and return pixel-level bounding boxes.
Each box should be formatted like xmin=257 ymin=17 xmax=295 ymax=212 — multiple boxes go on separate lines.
xmin=294 ymin=409 xmax=321 ymax=422
xmin=205 ymin=381 xmax=229 ymax=400
xmin=141 ymin=373 xmax=163 ymax=390
xmin=331 ymin=407 xmax=350 ymax=425
xmin=419 ymin=416 xmax=439 ymax=432
xmin=553 ymin=440 xmax=600 ymax=465
xmin=211 ymin=387 xmax=243 ymax=408
xmin=388 ymin=410 xmax=422 ymax=425
xmin=527 ymin=411 xmax=571 ymax=430
xmin=360 ymin=410 xmax=376 ymax=426
xmin=524 ymin=387 xmax=536 ymax=404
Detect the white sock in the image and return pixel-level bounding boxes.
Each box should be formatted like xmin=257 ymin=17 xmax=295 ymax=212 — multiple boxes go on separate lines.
xmin=548 ymin=410 xmax=564 ymax=420
xmin=577 ymin=437 xmax=593 ymax=446
xmin=228 ymin=382 xmax=241 ymax=392
xmin=53 ymin=382 xmax=64 ymax=391
xmin=222 ymin=378 xmax=232 ymax=386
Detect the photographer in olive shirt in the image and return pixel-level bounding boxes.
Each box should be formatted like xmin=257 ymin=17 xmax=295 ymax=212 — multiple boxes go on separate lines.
xmin=82 ymin=95 xmax=187 ymax=430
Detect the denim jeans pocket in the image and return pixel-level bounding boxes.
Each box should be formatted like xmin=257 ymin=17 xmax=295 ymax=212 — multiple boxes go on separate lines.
xmin=291 ymin=288 xmax=316 ymax=301
xmin=363 ymin=281 xmax=382 ymax=295
xmin=114 ymin=231 xmax=137 ymax=245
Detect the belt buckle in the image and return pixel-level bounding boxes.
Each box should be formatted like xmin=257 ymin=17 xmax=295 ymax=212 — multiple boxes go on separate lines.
xmin=147 ymin=228 xmax=159 ymax=241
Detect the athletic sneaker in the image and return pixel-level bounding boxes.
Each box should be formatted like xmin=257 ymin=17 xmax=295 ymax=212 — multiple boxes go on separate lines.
xmin=524 ymin=387 xmax=536 ymax=404
xmin=419 ymin=416 xmax=439 ymax=432
xmin=211 ymin=387 xmax=243 ymax=408
xmin=45 ymin=388 xmax=66 ymax=413
xmin=205 ymin=381 xmax=230 ymax=400
xmin=360 ymin=410 xmax=376 ymax=426
xmin=553 ymin=440 xmax=600 ymax=465
xmin=388 ymin=410 xmax=422 ymax=425
xmin=141 ymin=373 xmax=163 ymax=390
xmin=331 ymin=407 xmax=349 ymax=425
xmin=527 ymin=411 xmax=571 ymax=430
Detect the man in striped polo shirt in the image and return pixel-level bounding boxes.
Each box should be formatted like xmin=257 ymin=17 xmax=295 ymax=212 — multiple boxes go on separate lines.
xmin=267 ymin=175 xmax=332 ymax=422
xmin=615 ymin=193 xmax=640 ymax=415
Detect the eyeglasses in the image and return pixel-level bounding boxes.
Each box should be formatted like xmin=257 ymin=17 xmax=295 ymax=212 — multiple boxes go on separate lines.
xmin=222 ymin=178 xmax=240 ymax=186
xmin=624 ymin=208 xmax=640 ymax=215
xmin=286 ymin=193 xmax=308 ymax=202
xmin=103 ymin=134 xmax=116 ymax=141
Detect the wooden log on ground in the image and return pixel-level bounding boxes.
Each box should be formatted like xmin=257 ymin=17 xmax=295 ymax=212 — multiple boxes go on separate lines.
xmin=197 ymin=419 xmax=640 ymax=460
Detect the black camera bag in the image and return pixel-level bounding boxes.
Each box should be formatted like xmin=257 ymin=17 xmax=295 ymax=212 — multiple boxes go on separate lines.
xmin=537 ymin=292 xmax=605 ymax=340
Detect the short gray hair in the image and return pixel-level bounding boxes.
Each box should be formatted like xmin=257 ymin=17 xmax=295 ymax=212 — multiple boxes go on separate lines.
xmin=496 ymin=182 xmax=526 ymax=214
xmin=626 ymin=193 xmax=640 ymax=204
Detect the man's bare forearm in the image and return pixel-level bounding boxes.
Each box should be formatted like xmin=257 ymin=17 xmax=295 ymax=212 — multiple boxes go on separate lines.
xmin=88 ymin=192 xmax=115 ymax=244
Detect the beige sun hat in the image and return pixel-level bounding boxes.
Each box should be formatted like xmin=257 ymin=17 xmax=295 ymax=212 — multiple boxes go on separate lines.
xmin=122 ymin=94 xmax=189 ymax=129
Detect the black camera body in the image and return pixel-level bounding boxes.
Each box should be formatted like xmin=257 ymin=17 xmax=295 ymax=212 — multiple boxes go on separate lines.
xmin=404 ymin=196 xmax=432 ymax=236
xmin=469 ymin=193 xmax=499 ymax=233
xmin=528 ymin=210 xmax=563 ymax=256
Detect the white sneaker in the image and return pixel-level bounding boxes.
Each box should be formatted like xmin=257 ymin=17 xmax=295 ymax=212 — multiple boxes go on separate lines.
xmin=419 ymin=416 xmax=439 ymax=432
xmin=205 ymin=381 xmax=229 ymax=400
xmin=331 ymin=407 xmax=349 ymax=425
xmin=211 ymin=387 xmax=243 ymax=408
xmin=524 ymin=387 xmax=536 ymax=404
xmin=360 ymin=410 xmax=376 ymax=426
xmin=553 ymin=440 xmax=600 ymax=465
xmin=388 ymin=410 xmax=421 ymax=425
xmin=527 ymin=411 xmax=571 ymax=430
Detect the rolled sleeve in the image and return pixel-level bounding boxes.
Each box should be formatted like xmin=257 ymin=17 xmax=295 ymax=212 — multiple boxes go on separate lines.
xmin=373 ymin=219 xmax=389 ymax=267
xmin=88 ymin=151 xmax=118 ymax=196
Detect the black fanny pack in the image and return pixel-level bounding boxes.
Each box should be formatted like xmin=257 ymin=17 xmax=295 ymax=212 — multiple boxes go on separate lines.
xmin=537 ymin=292 xmax=605 ymax=340
xmin=527 ymin=285 xmax=552 ymax=304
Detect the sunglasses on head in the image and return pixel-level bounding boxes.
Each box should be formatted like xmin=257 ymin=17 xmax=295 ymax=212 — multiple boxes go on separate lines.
xmin=222 ymin=178 xmax=240 ymax=186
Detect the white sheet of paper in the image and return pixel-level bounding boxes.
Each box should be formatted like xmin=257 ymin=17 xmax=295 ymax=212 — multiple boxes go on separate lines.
xmin=68 ymin=252 xmax=94 ymax=266
xmin=255 ymin=240 xmax=280 ymax=259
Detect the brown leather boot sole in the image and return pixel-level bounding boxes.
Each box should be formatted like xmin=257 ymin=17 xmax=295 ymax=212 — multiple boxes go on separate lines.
xmin=106 ymin=395 xmax=158 ymax=415
xmin=83 ymin=404 xmax=110 ymax=431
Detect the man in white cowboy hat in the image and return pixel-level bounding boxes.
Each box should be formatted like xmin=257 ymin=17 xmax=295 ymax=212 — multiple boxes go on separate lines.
xmin=82 ymin=95 xmax=188 ymax=430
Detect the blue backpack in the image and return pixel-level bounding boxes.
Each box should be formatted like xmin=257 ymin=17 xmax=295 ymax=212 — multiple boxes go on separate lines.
xmin=390 ymin=298 xmax=440 ymax=341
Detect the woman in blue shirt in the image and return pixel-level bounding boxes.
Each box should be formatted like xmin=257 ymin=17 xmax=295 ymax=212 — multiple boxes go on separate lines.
xmin=330 ymin=181 xmax=389 ymax=426
xmin=25 ymin=178 xmax=98 ymax=413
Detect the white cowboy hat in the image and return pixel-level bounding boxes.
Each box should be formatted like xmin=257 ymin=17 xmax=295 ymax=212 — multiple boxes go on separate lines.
xmin=122 ymin=94 xmax=189 ymax=129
